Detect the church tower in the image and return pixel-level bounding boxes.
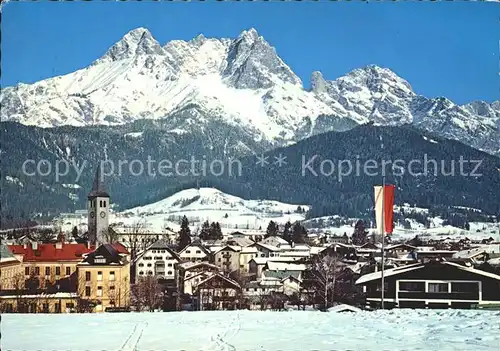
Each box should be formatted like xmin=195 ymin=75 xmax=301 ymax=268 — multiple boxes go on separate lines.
xmin=88 ymin=165 xmax=110 ymax=245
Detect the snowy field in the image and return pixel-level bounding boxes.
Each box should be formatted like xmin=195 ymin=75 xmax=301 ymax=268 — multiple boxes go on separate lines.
xmin=2 ymin=310 xmax=500 ymax=351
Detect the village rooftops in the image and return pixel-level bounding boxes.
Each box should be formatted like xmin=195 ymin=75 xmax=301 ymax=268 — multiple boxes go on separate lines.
xmin=0 ymin=245 xmax=19 ymax=264
xmin=249 ymin=257 xmax=302 ymax=265
xmin=266 ymin=261 xmax=307 ymax=271
xmin=9 ymin=242 xmax=95 ymax=262
xmin=177 ymin=261 xmax=219 ymax=271
xmin=262 ymin=270 xmax=302 ymax=280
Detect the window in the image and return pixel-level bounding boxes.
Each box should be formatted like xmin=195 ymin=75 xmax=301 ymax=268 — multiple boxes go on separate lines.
xmin=45 ymin=267 xmax=50 ymax=276
xmin=97 ymin=271 xmax=103 ymax=281
xmin=66 ymin=267 xmax=71 ymax=276
xmin=451 ymin=282 xmax=479 ymax=293
xmin=196 ymin=250 xmax=201 ymax=254
xmin=168 ymin=263 xmax=173 ymax=267
xmin=147 ymin=271 xmax=153 ymax=275
xmin=109 ymin=271 xmax=115 ymax=281
xmin=25 ymin=267 xmax=30 ymax=275
xmin=97 ymin=286 xmax=103 ymax=297
xmin=399 ymin=282 xmax=425 ymax=292
xmin=85 ymin=286 xmax=91 ymax=296
xmin=95 ymin=257 xmax=106 ymax=264
xmin=103 ymin=201 xmax=106 ymax=208
xmin=161 ymin=250 xmax=165 ymax=253
xmin=55 ymin=267 xmax=61 ymax=276
xmin=428 ymin=283 xmax=448 ymax=293
xmin=139 ymin=263 xmax=144 ymax=267
xmin=167 ymin=271 xmax=172 ymax=275
xmin=152 ymin=250 xmax=157 ymax=254
xmin=42 ymin=303 xmax=50 ymax=313
xmin=55 ymin=303 xmax=61 ymax=313
xmin=85 ymin=271 xmax=91 ymax=281
xmin=218 ymin=258 xmax=221 ymax=262
xmin=35 ymin=267 xmax=40 ymax=275
xmin=139 ymin=271 xmax=144 ymax=275
xmin=147 ymin=263 xmax=152 ymax=267
xmin=185 ymin=250 xmax=191 ymax=254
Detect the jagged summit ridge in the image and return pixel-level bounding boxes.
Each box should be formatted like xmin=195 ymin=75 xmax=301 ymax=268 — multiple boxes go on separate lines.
xmin=0 ymin=27 xmax=499 ymax=156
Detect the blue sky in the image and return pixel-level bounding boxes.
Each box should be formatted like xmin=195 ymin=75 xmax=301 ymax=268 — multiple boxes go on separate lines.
xmin=2 ymin=2 xmax=498 ymax=105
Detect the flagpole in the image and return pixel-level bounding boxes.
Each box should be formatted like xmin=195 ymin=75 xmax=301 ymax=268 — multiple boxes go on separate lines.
xmin=380 ymin=135 xmax=385 ymax=310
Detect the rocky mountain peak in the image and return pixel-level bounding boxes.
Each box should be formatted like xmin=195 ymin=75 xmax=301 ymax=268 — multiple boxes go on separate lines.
xmin=97 ymin=27 xmax=165 ymax=64
xmin=311 ymin=71 xmax=328 ymax=93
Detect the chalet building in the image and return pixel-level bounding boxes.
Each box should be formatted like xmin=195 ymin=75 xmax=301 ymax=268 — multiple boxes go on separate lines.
xmin=195 ymin=273 xmax=241 ymax=311
xmin=239 ymin=246 xmax=259 ymax=274
xmin=249 ymin=270 xmax=302 ymax=296
xmin=260 ymin=236 xmax=289 ymax=248
xmin=213 ymin=246 xmax=240 ymax=274
xmin=178 ymin=244 xmax=211 ymax=263
xmin=77 ymin=243 xmax=130 ymax=312
xmin=356 ymin=260 xmax=500 ymax=309
xmin=248 ymin=242 xmax=281 ymax=258
xmin=248 ymin=257 xmax=304 ymax=278
xmin=134 ymin=240 xmax=181 ymax=281
xmin=175 ymin=261 xmax=220 ymax=310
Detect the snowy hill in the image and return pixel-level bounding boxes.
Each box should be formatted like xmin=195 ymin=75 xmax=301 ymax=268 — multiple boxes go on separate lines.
xmin=1 ymin=27 xmax=499 ymax=155
xmin=56 ymin=187 xmax=309 ymax=233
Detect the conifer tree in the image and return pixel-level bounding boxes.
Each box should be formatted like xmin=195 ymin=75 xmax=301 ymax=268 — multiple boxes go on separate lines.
xmin=177 ymin=216 xmax=191 ymax=251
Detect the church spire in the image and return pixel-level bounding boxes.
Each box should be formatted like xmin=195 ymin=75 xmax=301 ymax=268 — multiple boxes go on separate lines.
xmin=88 ymin=164 xmax=110 ymax=199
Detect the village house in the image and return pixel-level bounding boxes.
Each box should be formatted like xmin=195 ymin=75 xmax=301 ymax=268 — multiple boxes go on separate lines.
xmin=178 ymin=243 xmax=211 ymax=263
xmin=195 ymin=273 xmax=241 ymax=311
xmin=212 ymin=245 xmax=240 ymax=274
xmin=0 ymin=245 xmax=23 ymax=291
xmin=77 ymin=243 xmax=131 ymax=312
xmin=356 ymin=259 xmax=500 ymax=309
xmin=239 ymin=246 xmax=259 ymax=274
xmin=175 ymin=261 xmax=220 ymax=310
xmin=134 ymin=239 xmax=181 ymax=281
xmin=248 ymin=242 xmax=281 ymax=258
xmin=260 ymin=236 xmax=289 ymax=248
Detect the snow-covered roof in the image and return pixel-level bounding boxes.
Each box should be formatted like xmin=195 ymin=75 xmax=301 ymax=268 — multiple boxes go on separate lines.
xmin=266 ymin=261 xmax=307 ymax=271
xmin=356 ymin=261 xmax=500 ymax=285
xmin=250 ymin=256 xmax=302 ymax=265
xmin=253 ymin=242 xmax=280 ymax=252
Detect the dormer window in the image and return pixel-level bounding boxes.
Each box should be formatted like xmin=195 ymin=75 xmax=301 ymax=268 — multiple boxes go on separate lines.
xmin=95 ymin=256 xmax=106 ymax=264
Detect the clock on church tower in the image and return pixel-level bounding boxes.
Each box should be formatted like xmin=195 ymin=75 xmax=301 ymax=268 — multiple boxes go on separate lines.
xmin=87 ymin=165 xmax=110 ymax=245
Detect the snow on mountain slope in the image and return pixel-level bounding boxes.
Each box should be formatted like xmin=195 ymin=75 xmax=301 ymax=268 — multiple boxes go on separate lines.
xmin=55 ymin=187 xmax=309 ymax=233
xmin=1 ymin=27 xmax=499 ymax=155
xmin=0 ymin=28 xmax=336 ymax=143
xmin=124 ymin=187 xmax=308 ymax=216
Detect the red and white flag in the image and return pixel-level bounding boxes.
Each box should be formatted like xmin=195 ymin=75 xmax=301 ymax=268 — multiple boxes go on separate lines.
xmin=374 ymin=184 xmax=396 ymax=235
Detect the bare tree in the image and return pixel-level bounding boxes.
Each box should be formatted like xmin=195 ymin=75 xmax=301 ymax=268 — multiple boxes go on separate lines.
xmin=125 ymin=219 xmax=148 ymax=263
xmin=104 ymin=226 xmax=119 ymax=244
xmin=310 ymin=253 xmax=346 ymax=310
xmin=131 ymin=276 xmax=163 ymax=312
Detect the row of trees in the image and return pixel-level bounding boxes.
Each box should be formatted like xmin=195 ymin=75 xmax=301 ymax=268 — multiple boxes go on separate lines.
xmin=264 ymin=220 xmax=308 ymax=243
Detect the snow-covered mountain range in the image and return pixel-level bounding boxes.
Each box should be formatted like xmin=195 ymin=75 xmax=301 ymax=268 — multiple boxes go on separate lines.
xmin=1 ymin=27 xmax=499 ymax=155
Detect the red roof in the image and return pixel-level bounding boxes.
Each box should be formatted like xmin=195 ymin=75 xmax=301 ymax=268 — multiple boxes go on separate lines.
xmin=9 ymin=243 xmax=96 ymax=262
xmin=111 ymin=242 xmax=129 ymax=255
